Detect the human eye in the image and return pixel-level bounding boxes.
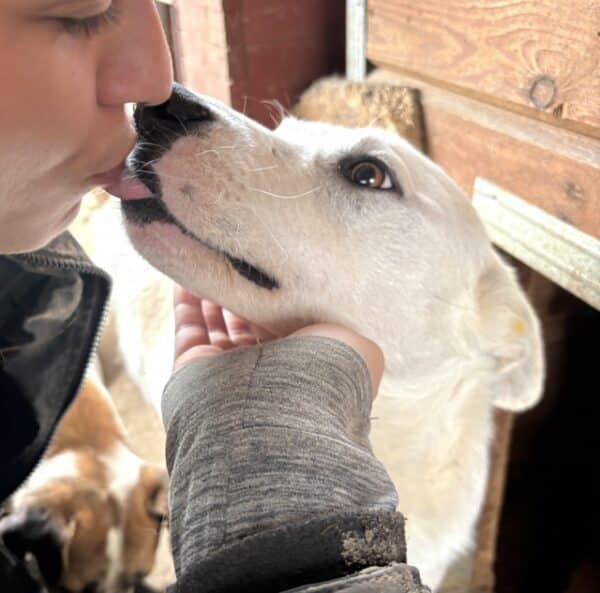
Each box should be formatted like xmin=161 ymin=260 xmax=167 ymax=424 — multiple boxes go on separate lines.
xmin=57 ymin=4 xmax=120 ymax=36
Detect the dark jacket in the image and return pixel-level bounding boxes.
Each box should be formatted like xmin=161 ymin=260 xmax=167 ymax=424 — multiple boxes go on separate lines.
xmin=0 ymin=232 xmax=110 ymax=503
xmin=0 ymin=233 xmax=110 ymax=592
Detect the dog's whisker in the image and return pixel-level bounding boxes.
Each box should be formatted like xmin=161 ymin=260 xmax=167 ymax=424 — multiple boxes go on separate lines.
xmin=194 ymin=145 xmax=237 ymax=158
xmin=367 ymin=114 xmax=385 ymax=128
xmin=243 ymin=207 xmax=289 ymax=266
xmin=246 ymin=186 xmax=321 ymax=200
xmin=194 ymin=149 xmax=221 ymax=158
xmin=244 ymin=164 xmax=280 ymax=173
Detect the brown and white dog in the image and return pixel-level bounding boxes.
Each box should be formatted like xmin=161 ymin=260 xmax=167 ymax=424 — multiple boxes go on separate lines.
xmin=0 ymin=368 xmax=167 ymax=593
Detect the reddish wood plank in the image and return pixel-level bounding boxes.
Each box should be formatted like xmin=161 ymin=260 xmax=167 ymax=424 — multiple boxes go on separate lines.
xmin=225 ymin=0 xmax=346 ymax=127
xmin=426 ymin=107 xmax=600 ymax=239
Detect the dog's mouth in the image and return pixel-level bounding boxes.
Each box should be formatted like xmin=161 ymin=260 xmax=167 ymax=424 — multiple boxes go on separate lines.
xmin=122 ymin=197 xmax=279 ymax=291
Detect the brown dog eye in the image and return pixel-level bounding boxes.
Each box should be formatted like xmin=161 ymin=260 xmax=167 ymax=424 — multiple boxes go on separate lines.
xmin=349 ymin=161 xmax=393 ymax=190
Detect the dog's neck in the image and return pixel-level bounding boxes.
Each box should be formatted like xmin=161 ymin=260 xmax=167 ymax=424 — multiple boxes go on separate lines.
xmin=373 ymin=355 xmax=494 ymax=468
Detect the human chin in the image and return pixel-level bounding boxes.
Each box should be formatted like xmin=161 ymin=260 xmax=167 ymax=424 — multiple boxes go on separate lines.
xmin=28 ymin=201 xmax=83 ymax=251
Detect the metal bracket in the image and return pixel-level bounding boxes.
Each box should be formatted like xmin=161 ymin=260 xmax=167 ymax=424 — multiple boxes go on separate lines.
xmin=472 ymin=178 xmax=600 ymax=310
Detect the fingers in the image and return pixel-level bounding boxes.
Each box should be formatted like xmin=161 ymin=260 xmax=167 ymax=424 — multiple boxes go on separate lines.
xmin=174 ymin=285 xmax=269 ymax=349
xmin=201 ymin=300 xmax=235 ymax=349
xmin=174 ymin=290 xmax=209 ymax=363
xmin=223 ymin=309 xmax=258 ymax=347
xmin=174 ymin=286 xmax=233 ymax=349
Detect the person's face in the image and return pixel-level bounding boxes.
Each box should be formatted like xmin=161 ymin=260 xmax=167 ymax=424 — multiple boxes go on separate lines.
xmin=0 ymin=0 xmax=173 ymax=253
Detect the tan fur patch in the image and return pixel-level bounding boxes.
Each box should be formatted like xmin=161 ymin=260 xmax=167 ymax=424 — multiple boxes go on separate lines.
xmin=46 ymin=377 xmax=125 ymax=457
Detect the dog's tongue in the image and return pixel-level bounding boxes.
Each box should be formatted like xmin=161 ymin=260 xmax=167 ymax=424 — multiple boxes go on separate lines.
xmin=106 ymin=173 xmax=153 ymax=201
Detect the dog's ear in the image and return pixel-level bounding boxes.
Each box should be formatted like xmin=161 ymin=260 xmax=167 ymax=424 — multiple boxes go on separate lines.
xmin=476 ymin=262 xmax=545 ymax=412
xmin=0 ymin=508 xmax=74 ymax=587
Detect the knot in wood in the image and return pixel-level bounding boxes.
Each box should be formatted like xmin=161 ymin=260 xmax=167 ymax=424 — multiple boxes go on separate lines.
xmin=529 ymin=76 xmax=557 ymax=109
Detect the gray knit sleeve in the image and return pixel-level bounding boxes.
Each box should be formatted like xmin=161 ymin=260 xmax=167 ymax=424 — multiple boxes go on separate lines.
xmin=162 ymin=336 xmax=398 ymax=578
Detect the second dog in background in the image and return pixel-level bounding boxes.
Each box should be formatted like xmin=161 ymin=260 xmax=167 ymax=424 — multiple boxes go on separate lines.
xmin=1 ymin=368 xmax=168 ymax=593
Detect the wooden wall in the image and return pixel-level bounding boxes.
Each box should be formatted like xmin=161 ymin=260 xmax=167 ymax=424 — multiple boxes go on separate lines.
xmin=170 ymin=0 xmax=345 ymax=128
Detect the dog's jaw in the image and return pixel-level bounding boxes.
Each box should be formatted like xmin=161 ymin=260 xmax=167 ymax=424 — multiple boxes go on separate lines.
xmin=122 ymin=196 xmax=280 ymax=292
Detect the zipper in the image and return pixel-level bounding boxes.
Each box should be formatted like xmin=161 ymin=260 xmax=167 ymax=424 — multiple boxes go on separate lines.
xmin=6 ymin=250 xmax=111 ymax=495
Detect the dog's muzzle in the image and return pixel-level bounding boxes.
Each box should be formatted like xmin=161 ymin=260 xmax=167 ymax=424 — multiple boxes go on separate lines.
xmin=123 ymin=85 xmax=280 ymax=291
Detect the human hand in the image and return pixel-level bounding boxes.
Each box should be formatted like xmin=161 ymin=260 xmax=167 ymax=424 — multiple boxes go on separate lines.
xmin=173 ymin=286 xmax=384 ymax=397
xmin=173 ymin=285 xmax=277 ymax=370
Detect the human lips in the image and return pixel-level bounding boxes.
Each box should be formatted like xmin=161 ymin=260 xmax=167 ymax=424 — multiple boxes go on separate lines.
xmin=90 ymin=162 xmax=152 ymax=201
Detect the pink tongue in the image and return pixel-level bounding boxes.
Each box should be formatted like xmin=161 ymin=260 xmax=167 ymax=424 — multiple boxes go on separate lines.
xmin=106 ymin=174 xmax=153 ymax=201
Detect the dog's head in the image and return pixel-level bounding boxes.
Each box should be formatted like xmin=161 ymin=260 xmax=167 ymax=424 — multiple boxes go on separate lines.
xmin=122 ymin=84 xmax=543 ymax=411
xmin=1 ymin=460 xmax=167 ymax=593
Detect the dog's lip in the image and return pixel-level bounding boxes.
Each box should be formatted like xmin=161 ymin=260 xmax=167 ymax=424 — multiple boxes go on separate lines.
xmin=93 ymin=163 xmax=153 ymax=201
xmin=123 ymin=198 xmax=280 ymax=290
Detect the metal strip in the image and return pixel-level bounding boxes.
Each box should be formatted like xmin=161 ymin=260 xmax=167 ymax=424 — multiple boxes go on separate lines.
xmin=472 ymin=178 xmax=600 ymax=310
xmin=346 ymin=0 xmax=366 ymax=81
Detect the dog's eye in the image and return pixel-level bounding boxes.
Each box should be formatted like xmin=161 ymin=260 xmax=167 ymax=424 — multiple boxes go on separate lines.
xmin=347 ymin=161 xmax=394 ymax=190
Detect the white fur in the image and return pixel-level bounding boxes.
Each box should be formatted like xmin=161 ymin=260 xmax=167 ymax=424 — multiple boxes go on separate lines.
xmin=84 ymin=94 xmax=544 ymax=590
xmin=102 ymin=443 xmax=144 ymax=593
xmin=105 ymin=526 xmax=125 ymax=592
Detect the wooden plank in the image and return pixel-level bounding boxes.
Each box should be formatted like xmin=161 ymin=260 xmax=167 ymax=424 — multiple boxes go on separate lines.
xmin=225 ymin=0 xmax=346 ymax=127
xmin=429 ymin=110 xmax=600 ymax=239
xmin=369 ymin=70 xmax=600 ymax=171
xmin=170 ymin=0 xmax=231 ymax=105
xmin=367 ymin=0 xmax=600 ymax=137
xmin=425 ymin=109 xmax=600 ymax=240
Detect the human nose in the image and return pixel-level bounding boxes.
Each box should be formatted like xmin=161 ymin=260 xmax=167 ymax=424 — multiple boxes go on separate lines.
xmin=96 ymin=0 xmax=174 ymax=107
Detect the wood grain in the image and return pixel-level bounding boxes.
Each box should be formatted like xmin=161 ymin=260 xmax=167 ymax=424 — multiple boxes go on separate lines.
xmin=368 ymin=0 xmax=600 ymax=136
xmin=426 ymin=107 xmax=600 ymax=239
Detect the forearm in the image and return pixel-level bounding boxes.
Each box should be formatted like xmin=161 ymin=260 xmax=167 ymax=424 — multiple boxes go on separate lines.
xmin=162 ymin=336 xmax=425 ymax=593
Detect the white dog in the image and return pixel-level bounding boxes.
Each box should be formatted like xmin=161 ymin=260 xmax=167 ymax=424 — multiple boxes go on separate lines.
xmin=84 ymin=85 xmax=544 ymax=590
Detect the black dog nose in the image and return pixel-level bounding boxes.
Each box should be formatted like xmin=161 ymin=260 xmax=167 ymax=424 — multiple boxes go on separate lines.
xmin=134 ymin=83 xmax=212 ymax=137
